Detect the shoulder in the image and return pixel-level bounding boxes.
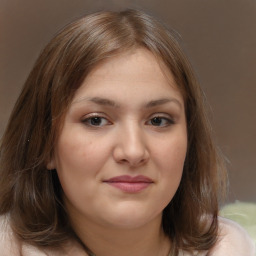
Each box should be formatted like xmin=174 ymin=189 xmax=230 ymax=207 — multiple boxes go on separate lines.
xmin=0 ymin=214 xmax=48 ymax=255
xmin=0 ymin=214 xmax=22 ymax=255
xmin=209 ymin=217 xmax=255 ymax=256
xmin=0 ymin=214 xmax=88 ymax=256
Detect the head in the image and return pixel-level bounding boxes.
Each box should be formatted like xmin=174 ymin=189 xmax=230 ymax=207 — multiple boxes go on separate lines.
xmin=0 ymin=9 xmax=225 ymax=253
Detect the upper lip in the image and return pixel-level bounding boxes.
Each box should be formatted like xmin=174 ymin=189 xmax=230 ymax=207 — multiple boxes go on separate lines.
xmin=103 ymin=175 xmax=153 ymax=183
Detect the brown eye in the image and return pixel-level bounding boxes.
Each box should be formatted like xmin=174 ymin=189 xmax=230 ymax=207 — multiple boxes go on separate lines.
xmin=91 ymin=117 xmax=103 ymax=126
xmin=149 ymin=116 xmax=174 ymax=127
xmin=82 ymin=116 xmax=110 ymax=127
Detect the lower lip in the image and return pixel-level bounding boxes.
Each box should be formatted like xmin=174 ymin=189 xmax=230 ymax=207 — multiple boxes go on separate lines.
xmin=104 ymin=182 xmax=152 ymax=193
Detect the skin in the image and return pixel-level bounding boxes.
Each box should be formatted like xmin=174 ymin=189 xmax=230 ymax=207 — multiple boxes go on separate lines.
xmin=48 ymin=48 xmax=187 ymax=256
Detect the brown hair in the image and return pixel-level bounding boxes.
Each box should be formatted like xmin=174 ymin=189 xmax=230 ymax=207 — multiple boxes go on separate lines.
xmin=0 ymin=9 xmax=226 ymax=255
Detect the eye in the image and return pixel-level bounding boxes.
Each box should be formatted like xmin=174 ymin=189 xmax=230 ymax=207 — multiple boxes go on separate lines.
xmin=82 ymin=115 xmax=110 ymax=127
xmin=147 ymin=116 xmax=174 ymax=127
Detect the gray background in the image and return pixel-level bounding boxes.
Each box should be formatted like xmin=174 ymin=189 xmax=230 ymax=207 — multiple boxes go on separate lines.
xmin=0 ymin=0 xmax=255 ymax=203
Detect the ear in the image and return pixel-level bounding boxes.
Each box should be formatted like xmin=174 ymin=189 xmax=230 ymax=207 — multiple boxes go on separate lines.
xmin=46 ymin=157 xmax=56 ymax=170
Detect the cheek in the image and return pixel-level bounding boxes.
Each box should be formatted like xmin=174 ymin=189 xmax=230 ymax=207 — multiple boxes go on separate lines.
xmin=153 ymin=131 xmax=187 ymax=195
xmin=54 ymin=134 xmax=106 ymax=204
xmin=55 ymin=128 xmax=108 ymax=172
xmin=154 ymin=132 xmax=187 ymax=169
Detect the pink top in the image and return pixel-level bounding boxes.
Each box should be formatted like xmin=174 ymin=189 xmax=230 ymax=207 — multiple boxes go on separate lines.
xmin=0 ymin=215 xmax=254 ymax=256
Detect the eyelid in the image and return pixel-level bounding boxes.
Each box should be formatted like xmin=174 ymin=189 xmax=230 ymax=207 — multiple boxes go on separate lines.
xmin=82 ymin=112 xmax=105 ymax=118
xmin=149 ymin=113 xmax=175 ymax=121
xmin=146 ymin=113 xmax=175 ymax=127
xmin=81 ymin=113 xmax=112 ymax=126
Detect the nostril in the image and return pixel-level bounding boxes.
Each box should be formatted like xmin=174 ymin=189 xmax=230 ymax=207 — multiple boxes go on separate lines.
xmin=119 ymin=158 xmax=129 ymax=164
xmin=115 ymin=153 xmax=149 ymax=167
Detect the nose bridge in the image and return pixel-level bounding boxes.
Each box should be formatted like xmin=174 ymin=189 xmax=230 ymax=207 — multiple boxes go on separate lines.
xmin=114 ymin=119 xmax=149 ymax=166
xmin=125 ymin=120 xmax=144 ymax=150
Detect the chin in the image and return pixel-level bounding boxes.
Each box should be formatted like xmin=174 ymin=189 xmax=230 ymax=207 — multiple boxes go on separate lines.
xmin=97 ymin=206 xmax=163 ymax=230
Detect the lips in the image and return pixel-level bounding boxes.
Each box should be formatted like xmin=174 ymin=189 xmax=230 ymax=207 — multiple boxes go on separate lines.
xmin=103 ymin=175 xmax=153 ymax=193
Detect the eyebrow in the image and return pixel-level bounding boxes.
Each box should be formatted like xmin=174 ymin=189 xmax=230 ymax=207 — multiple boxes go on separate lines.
xmin=75 ymin=96 xmax=182 ymax=109
xmin=145 ymin=98 xmax=182 ymax=109
xmin=74 ymin=97 xmax=120 ymax=107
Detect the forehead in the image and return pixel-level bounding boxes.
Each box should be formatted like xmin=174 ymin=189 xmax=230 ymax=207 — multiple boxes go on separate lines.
xmin=91 ymin=49 xmax=173 ymax=81
xmin=72 ymin=48 xmax=183 ymax=103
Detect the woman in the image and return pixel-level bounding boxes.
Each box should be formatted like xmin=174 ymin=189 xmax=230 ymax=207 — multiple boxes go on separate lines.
xmin=0 ymin=9 xmax=254 ymax=256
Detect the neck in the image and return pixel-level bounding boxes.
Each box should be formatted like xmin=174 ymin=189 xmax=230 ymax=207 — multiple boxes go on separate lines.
xmin=72 ymin=215 xmax=171 ymax=256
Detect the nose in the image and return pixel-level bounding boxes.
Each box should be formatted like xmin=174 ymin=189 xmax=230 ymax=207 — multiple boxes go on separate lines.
xmin=113 ymin=123 xmax=149 ymax=167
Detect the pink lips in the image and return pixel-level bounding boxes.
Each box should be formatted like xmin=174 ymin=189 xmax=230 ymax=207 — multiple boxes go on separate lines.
xmin=103 ymin=175 xmax=153 ymax=193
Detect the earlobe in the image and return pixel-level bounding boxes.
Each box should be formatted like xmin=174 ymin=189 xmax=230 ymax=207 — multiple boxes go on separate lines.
xmin=46 ymin=158 xmax=56 ymax=170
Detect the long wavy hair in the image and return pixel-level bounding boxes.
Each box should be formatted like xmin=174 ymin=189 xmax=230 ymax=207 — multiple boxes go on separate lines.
xmin=0 ymin=9 xmax=226 ymax=255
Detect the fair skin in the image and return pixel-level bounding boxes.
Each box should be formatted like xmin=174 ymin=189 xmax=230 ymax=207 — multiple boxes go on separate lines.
xmin=48 ymin=48 xmax=187 ymax=256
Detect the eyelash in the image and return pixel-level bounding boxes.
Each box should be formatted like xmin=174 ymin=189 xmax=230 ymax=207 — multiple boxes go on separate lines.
xmin=81 ymin=114 xmax=111 ymax=127
xmin=146 ymin=116 xmax=175 ymax=127
xmin=81 ymin=114 xmax=175 ymax=128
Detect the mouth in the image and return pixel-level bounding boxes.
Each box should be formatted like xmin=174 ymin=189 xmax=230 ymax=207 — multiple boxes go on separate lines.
xmin=103 ymin=175 xmax=153 ymax=193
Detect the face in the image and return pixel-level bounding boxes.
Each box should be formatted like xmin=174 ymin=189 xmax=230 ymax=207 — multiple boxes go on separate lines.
xmin=49 ymin=48 xmax=187 ymax=231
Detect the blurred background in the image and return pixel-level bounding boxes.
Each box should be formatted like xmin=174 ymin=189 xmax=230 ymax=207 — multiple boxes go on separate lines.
xmin=0 ymin=0 xmax=255 ymax=203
